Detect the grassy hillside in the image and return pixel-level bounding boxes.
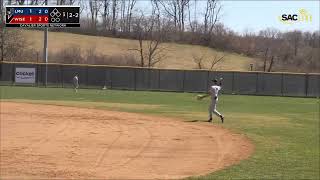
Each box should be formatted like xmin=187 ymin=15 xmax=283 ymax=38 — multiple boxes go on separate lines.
xmin=22 ymin=30 xmax=257 ymax=71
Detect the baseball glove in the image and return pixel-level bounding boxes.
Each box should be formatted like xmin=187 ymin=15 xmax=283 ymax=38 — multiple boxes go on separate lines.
xmin=196 ymin=94 xmax=207 ymax=100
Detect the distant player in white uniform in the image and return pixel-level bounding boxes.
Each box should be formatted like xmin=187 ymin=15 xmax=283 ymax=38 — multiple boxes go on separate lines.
xmin=73 ymin=74 xmax=79 ymax=92
xmin=208 ymin=78 xmax=224 ymax=123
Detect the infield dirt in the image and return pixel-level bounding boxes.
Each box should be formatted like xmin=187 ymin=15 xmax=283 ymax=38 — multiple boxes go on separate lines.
xmin=1 ymin=102 xmax=253 ymax=179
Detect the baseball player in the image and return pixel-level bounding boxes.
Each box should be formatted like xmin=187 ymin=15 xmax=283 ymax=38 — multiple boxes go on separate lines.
xmin=73 ymin=74 xmax=79 ymax=92
xmin=208 ymin=78 xmax=224 ymax=123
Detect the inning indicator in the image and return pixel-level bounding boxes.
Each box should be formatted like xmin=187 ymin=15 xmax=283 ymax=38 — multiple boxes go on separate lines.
xmin=5 ymin=6 xmax=80 ymax=28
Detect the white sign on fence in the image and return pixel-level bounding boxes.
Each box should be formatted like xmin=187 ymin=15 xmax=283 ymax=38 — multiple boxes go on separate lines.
xmin=15 ymin=67 xmax=36 ymax=84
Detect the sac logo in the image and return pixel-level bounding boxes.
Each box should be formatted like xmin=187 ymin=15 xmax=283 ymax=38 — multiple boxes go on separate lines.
xmin=278 ymin=9 xmax=312 ymax=25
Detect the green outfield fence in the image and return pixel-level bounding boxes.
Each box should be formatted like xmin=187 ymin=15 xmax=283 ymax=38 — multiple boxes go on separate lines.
xmin=1 ymin=61 xmax=319 ymax=97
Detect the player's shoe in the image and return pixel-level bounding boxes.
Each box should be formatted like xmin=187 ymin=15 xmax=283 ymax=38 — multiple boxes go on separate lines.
xmin=207 ymin=118 xmax=212 ymax=122
xmin=220 ymin=115 xmax=224 ymax=123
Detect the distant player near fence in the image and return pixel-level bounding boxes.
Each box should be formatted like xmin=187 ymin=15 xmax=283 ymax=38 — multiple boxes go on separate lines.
xmin=73 ymin=74 xmax=79 ymax=92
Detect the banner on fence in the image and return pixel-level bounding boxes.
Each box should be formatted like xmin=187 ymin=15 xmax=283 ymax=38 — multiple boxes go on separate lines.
xmin=15 ymin=67 xmax=36 ymax=83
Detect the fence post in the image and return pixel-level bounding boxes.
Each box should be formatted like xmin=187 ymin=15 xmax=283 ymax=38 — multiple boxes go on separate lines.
xmin=231 ymin=71 xmax=235 ymax=94
xmin=110 ymin=68 xmax=113 ymax=89
xmin=56 ymin=64 xmax=60 ymax=88
xmin=318 ymin=75 xmax=320 ymax=98
xmin=305 ymin=73 xmax=309 ymax=97
xmin=38 ymin=63 xmax=42 ymax=87
xmin=36 ymin=63 xmax=39 ymax=87
xmin=11 ymin=63 xmax=15 ymax=86
xmin=61 ymin=64 xmax=64 ymax=88
xmin=255 ymin=72 xmax=259 ymax=95
xmin=206 ymin=70 xmax=209 ymax=92
xmin=182 ymin=70 xmax=186 ymax=92
xmin=147 ymin=68 xmax=151 ymax=90
xmin=158 ymin=69 xmax=161 ymax=91
xmin=0 ymin=62 xmax=2 ymax=82
xmin=262 ymin=72 xmax=265 ymax=94
xmin=281 ymin=73 xmax=284 ymax=96
xmin=86 ymin=65 xmax=89 ymax=89
xmin=134 ymin=68 xmax=137 ymax=91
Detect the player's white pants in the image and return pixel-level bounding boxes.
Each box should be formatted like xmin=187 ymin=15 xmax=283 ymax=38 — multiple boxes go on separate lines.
xmin=209 ymin=100 xmax=222 ymax=119
xmin=73 ymin=82 xmax=79 ymax=92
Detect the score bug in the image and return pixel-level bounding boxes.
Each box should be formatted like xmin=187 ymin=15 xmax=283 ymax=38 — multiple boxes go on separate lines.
xmin=5 ymin=5 xmax=80 ymax=28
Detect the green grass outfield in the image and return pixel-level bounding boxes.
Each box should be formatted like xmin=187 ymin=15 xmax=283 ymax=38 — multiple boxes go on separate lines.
xmin=0 ymin=86 xmax=319 ymax=179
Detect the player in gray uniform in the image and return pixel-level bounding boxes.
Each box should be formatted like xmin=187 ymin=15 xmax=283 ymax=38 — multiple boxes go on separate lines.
xmin=73 ymin=74 xmax=79 ymax=92
xmin=208 ymin=78 xmax=224 ymax=123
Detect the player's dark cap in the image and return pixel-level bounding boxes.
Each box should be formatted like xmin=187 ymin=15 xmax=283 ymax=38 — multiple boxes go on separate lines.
xmin=212 ymin=79 xmax=218 ymax=83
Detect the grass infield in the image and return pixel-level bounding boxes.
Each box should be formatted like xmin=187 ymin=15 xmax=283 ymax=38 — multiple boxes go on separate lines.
xmin=0 ymin=86 xmax=319 ymax=179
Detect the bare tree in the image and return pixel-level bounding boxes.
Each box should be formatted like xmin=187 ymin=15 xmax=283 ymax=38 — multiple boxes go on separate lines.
xmin=16 ymin=0 xmax=25 ymax=5
xmin=78 ymin=0 xmax=87 ymax=15
xmin=192 ymin=51 xmax=226 ymax=70
xmin=57 ymin=0 xmax=75 ymax=5
xmin=283 ymin=30 xmax=302 ymax=56
xmin=129 ymin=14 xmax=145 ymax=67
xmin=146 ymin=8 xmax=167 ymax=67
xmin=204 ymin=0 xmax=221 ymax=35
xmin=192 ymin=52 xmax=206 ymax=69
xmin=187 ymin=0 xmax=198 ymax=33
xmin=120 ymin=0 xmax=125 ymax=32
xmin=68 ymin=0 xmax=76 ymax=5
xmin=263 ymin=47 xmax=269 ymax=72
xmin=89 ymin=0 xmax=101 ymax=30
xmin=111 ymin=0 xmax=117 ymax=34
xmin=159 ymin=0 xmax=190 ymax=33
xmin=267 ymin=56 xmax=274 ymax=72
xmin=209 ymin=53 xmax=225 ymax=70
xmin=29 ymin=0 xmax=39 ymax=5
xmin=259 ymin=28 xmax=280 ymax=39
xmin=100 ymin=0 xmax=136 ymax=33
xmin=126 ymin=0 xmax=136 ymax=32
xmin=159 ymin=0 xmax=178 ymax=31
xmin=102 ymin=0 xmax=110 ymax=30
xmin=177 ymin=0 xmax=190 ymax=32
xmin=129 ymin=11 xmax=167 ymax=67
xmin=56 ymin=0 xmax=65 ymax=5
xmin=310 ymin=31 xmax=320 ymax=48
xmin=146 ymin=37 xmax=167 ymax=67
xmin=119 ymin=0 xmax=136 ymax=33
xmin=292 ymin=31 xmax=301 ymax=56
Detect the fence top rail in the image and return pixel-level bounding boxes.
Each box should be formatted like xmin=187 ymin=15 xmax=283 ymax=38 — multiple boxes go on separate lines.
xmin=1 ymin=61 xmax=319 ymax=75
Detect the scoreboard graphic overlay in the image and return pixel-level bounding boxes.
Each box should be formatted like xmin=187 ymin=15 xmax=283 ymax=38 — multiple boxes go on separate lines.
xmin=5 ymin=6 xmax=80 ymax=28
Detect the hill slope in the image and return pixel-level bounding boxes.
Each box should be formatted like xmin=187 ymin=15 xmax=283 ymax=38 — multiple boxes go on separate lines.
xmin=22 ymin=30 xmax=257 ymax=71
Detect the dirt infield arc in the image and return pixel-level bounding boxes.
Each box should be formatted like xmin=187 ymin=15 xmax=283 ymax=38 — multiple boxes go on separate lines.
xmin=0 ymin=102 xmax=253 ymax=179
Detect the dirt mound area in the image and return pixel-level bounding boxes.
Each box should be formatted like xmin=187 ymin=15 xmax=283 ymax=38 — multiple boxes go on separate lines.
xmin=0 ymin=102 xmax=253 ymax=179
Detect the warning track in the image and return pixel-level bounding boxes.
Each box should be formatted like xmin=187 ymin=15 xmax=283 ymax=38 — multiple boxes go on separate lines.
xmin=0 ymin=102 xmax=253 ymax=179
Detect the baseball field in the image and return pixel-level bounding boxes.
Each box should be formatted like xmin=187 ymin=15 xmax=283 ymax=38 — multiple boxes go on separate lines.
xmin=0 ymin=86 xmax=319 ymax=179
